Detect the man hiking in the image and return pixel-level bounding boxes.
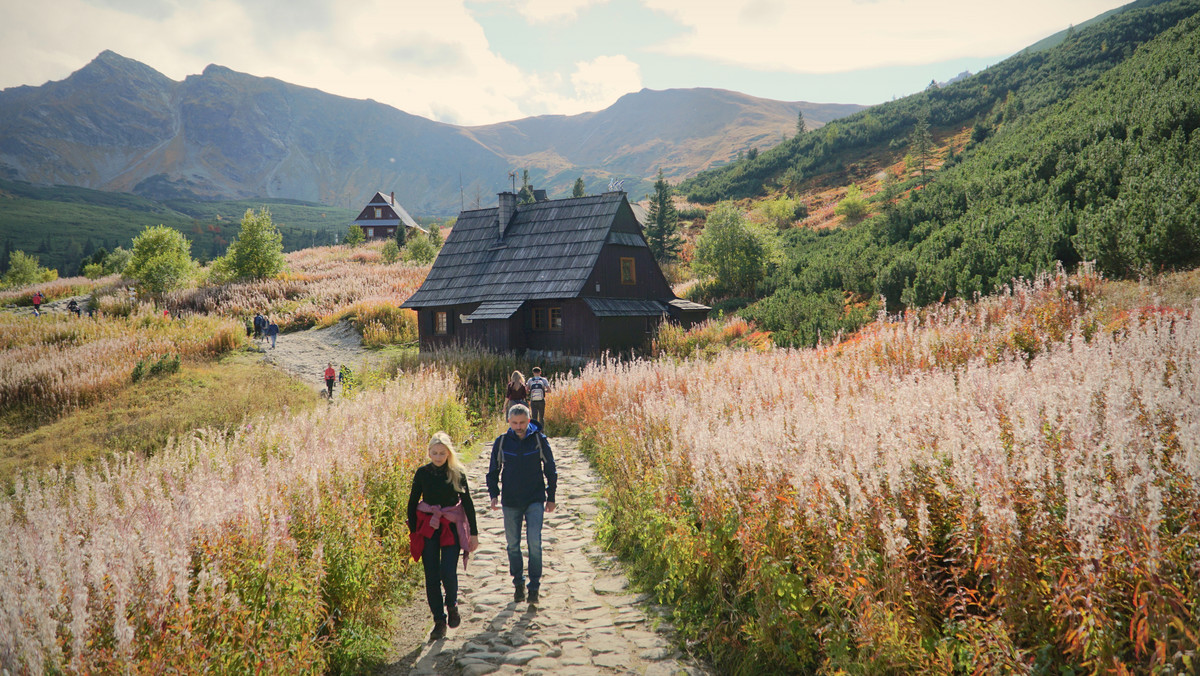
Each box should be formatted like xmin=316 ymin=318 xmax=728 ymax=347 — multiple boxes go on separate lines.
xmin=525 ymin=366 xmax=551 ymax=428
xmin=487 ymin=404 xmax=557 ymax=605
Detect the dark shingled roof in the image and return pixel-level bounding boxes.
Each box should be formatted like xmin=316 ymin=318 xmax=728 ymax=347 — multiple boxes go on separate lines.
xmin=403 ymin=192 xmax=633 ymax=308
xmin=584 ymin=297 xmax=667 ymax=317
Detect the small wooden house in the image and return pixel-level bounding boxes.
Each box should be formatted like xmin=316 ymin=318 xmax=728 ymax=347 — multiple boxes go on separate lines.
xmin=400 ymin=191 xmax=708 ymax=355
xmin=351 ymin=191 xmax=424 ymax=240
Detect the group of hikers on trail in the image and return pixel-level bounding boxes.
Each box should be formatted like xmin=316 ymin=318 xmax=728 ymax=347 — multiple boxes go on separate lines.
xmin=322 ymin=362 xmax=351 ymax=398
xmin=250 ymin=312 xmax=280 ymax=349
xmin=406 ymin=368 xmax=556 ymax=641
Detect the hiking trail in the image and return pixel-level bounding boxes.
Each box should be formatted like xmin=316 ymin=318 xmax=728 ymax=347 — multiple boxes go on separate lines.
xmin=382 ymin=436 xmax=711 ymax=676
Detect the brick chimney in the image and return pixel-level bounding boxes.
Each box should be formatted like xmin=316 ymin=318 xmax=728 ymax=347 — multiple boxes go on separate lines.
xmin=497 ymin=192 xmax=516 ymax=239
xmin=389 ymin=191 xmax=395 ymax=205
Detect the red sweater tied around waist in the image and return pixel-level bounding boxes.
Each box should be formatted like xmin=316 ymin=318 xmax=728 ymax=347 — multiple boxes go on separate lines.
xmin=409 ymin=500 xmax=477 ymax=568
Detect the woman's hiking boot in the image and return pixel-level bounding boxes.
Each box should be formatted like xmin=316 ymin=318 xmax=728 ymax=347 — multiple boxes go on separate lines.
xmin=429 ymin=621 xmax=447 ymax=641
xmin=527 ymin=589 xmax=540 ymax=605
xmin=447 ymin=605 xmax=461 ymax=628
xmin=514 ymin=585 xmax=526 ymax=603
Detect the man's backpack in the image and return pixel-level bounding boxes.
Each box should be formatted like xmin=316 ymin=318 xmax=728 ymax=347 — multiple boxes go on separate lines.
xmin=492 ymin=431 xmax=547 ymax=470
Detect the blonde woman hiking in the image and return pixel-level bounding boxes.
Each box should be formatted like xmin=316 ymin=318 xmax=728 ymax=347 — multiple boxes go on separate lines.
xmin=504 ymin=370 xmax=527 ymax=418
xmin=407 ymin=432 xmax=479 ymax=640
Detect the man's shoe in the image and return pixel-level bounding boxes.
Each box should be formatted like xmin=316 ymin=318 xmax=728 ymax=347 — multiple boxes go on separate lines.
xmin=429 ymin=622 xmax=447 ymax=641
xmin=447 ymin=605 xmax=461 ymax=628
xmin=514 ymin=586 xmax=526 ymax=603
xmin=527 ymin=589 xmax=540 ymax=605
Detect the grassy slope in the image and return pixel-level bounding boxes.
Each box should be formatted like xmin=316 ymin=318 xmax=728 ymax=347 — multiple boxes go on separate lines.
xmin=0 ymin=178 xmax=356 ymax=273
xmin=0 ymin=350 xmax=316 ymax=480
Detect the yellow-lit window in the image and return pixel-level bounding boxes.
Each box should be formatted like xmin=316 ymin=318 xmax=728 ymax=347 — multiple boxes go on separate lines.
xmin=620 ymin=257 xmax=636 ymax=285
xmin=374 ymin=207 xmax=382 ymax=218
xmin=549 ymin=307 xmax=562 ymax=331
xmin=434 ymin=311 xmax=448 ymax=335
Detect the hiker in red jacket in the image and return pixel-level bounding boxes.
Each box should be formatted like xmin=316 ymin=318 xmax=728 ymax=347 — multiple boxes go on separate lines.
xmin=31 ymin=291 xmax=43 ymax=316
xmin=324 ymin=362 xmax=336 ymax=397
xmin=407 ymin=432 xmax=478 ymax=641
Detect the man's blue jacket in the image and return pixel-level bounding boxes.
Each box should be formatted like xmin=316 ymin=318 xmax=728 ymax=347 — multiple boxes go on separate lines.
xmin=487 ymin=422 xmax=557 ymax=508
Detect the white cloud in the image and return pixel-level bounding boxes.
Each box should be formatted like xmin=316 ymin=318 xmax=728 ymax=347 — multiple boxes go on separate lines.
xmin=473 ymin=0 xmax=610 ymax=24
xmin=526 ymin=54 xmax=643 ymax=116
xmin=641 ymin=0 xmax=1130 ymax=72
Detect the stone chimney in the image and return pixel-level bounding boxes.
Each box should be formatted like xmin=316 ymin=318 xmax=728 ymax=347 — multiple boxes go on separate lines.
xmin=390 ymin=191 xmax=395 ymax=205
xmin=533 ymin=189 xmax=547 ymax=202
xmin=497 ymin=192 xmax=516 ymax=239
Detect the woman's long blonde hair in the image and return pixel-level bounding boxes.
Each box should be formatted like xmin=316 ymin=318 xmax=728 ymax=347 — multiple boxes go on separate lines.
xmin=509 ymin=370 xmax=525 ymax=387
xmin=429 ymin=431 xmax=467 ymax=492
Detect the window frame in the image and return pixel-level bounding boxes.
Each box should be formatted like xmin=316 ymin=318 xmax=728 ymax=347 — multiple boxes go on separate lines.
xmin=620 ymin=257 xmax=636 ymax=285
xmin=434 ymin=311 xmax=448 ymax=335
xmin=549 ymin=307 xmax=563 ymax=331
xmin=374 ymin=207 xmax=382 ymax=218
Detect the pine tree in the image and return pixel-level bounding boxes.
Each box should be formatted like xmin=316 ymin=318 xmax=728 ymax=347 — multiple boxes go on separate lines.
xmin=572 ymin=177 xmax=586 ymax=198
xmin=645 ymin=169 xmax=682 ymax=264
xmin=910 ymin=112 xmax=934 ymax=182
xmin=395 ymin=222 xmax=407 ymax=247
xmin=517 ymin=169 xmax=534 ymax=205
xmin=796 ymin=110 xmax=807 ymax=135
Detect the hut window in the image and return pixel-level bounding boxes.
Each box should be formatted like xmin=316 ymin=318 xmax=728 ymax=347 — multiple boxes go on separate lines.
xmin=374 ymin=207 xmax=382 ymax=218
xmin=531 ymin=308 xmax=546 ymax=331
xmin=434 ymin=311 xmax=448 ymax=335
xmin=620 ymin=257 xmax=636 ymax=285
xmin=549 ymin=307 xmax=562 ymax=331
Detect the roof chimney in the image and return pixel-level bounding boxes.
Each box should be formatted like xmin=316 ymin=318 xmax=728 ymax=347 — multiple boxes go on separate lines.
xmin=389 ymin=191 xmax=395 ymax=205
xmin=497 ymin=192 xmax=516 ymax=239
xmin=533 ymin=189 xmax=547 ymax=202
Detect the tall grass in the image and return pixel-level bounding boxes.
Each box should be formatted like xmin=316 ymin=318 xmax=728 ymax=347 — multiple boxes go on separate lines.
xmin=0 ymin=274 xmax=121 ymax=306
xmin=0 ymin=308 xmax=243 ymax=417
xmin=548 ymin=270 xmax=1199 ymax=673
xmin=0 ymin=370 xmax=471 ymax=673
xmin=164 ymin=242 xmax=429 ymax=333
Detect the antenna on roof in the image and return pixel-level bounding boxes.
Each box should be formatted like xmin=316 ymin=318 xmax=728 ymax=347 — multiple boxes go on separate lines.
xmin=459 ymin=172 xmax=464 ymax=211
xmin=508 ymin=170 xmax=517 ymax=193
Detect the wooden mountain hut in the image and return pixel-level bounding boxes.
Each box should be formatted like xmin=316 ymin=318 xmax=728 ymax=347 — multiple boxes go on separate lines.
xmin=400 ymin=190 xmax=708 ymax=355
xmin=351 ymin=191 xmax=425 ymax=240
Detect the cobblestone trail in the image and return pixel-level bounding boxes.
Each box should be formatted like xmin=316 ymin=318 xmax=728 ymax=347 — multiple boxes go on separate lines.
xmin=407 ymin=437 xmax=710 ymax=676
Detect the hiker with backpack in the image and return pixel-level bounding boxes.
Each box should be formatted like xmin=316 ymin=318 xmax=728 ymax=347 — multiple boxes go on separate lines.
xmin=504 ymin=370 xmax=527 ymax=418
xmin=487 ymin=404 xmax=557 ymax=605
xmin=525 ymin=366 xmax=551 ymax=428
xmin=31 ymin=291 xmax=43 ymax=316
xmin=407 ymin=432 xmax=479 ymax=640
xmin=324 ymin=362 xmax=337 ymax=398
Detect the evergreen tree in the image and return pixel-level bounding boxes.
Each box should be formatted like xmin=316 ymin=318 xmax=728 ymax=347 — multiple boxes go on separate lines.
xmin=0 ymin=239 xmax=11 ymax=274
xmin=796 ymin=110 xmax=807 ymax=135
xmin=573 ymin=177 xmax=586 ymax=198
xmin=517 ymin=169 xmax=535 ymax=205
xmin=645 ymin=169 xmax=683 ymax=263
xmin=910 ymin=112 xmax=934 ymax=182
xmin=395 ymin=222 xmax=407 ymax=247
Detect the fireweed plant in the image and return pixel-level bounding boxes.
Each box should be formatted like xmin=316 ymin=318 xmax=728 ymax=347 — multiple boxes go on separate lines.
xmin=0 ymin=371 xmax=471 ymax=673
xmin=548 ymin=270 xmax=1199 ymax=673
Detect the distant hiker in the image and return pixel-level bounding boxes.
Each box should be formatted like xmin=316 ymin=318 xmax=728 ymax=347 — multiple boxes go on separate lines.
xmin=163 ymin=308 xmax=170 ymax=319
xmin=253 ymin=313 xmax=265 ymax=340
xmin=324 ymin=362 xmax=336 ymax=398
xmin=526 ymin=366 xmax=551 ymax=428
xmin=266 ymin=320 xmax=279 ymax=349
xmin=487 ymin=404 xmax=557 ymax=605
xmin=31 ymin=292 xmax=43 ymax=316
xmin=504 ymin=370 xmax=527 ymax=418
xmin=67 ymin=299 xmax=80 ymax=317
xmin=338 ymin=364 xmax=351 ymax=385
xmin=245 ymin=319 xmax=253 ymax=338
xmin=408 ymin=432 xmax=478 ymax=641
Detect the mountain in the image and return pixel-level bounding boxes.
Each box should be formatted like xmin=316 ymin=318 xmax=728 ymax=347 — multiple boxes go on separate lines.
xmin=678 ymin=0 xmax=1200 ymax=347
xmin=0 ymin=53 xmax=862 ymax=215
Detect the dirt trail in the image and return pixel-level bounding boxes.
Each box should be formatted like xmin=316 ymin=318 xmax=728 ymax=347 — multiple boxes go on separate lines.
xmin=381 ymin=437 xmax=711 ymax=676
xmin=259 ymin=321 xmax=379 ymax=393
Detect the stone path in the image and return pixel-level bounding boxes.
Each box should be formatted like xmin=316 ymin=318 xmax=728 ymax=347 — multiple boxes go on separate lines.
xmin=405 ymin=437 xmax=711 ymax=676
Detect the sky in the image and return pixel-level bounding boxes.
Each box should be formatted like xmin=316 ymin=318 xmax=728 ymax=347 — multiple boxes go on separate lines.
xmin=0 ymin=0 xmax=1130 ymax=126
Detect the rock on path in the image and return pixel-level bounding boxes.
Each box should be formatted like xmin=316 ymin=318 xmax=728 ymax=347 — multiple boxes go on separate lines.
xmin=397 ymin=437 xmax=711 ymax=676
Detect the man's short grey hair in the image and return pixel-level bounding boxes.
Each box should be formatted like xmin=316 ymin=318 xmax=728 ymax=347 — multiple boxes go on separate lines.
xmin=507 ymin=403 xmax=531 ymax=419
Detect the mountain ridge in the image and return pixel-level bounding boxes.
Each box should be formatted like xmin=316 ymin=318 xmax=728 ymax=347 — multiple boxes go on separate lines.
xmin=0 ymin=53 xmax=864 ymax=215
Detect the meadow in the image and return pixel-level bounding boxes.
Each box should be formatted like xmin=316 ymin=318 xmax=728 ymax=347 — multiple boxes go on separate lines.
xmin=547 ymin=269 xmax=1199 ymax=673
xmin=0 ymin=369 xmax=470 ymax=673
xmin=163 ymin=241 xmax=426 ymax=341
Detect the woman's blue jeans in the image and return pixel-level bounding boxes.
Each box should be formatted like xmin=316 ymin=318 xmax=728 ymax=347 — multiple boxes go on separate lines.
xmin=502 ymin=502 xmax=544 ymax=591
xmin=422 ymin=529 xmax=460 ymax=623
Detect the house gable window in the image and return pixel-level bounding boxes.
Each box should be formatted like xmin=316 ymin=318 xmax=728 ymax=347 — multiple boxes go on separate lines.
xmin=620 ymin=257 xmax=636 ymax=285
xmin=434 ymin=311 xmax=448 ymax=335
xmin=374 ymin=207 xmax=382 ymax=218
